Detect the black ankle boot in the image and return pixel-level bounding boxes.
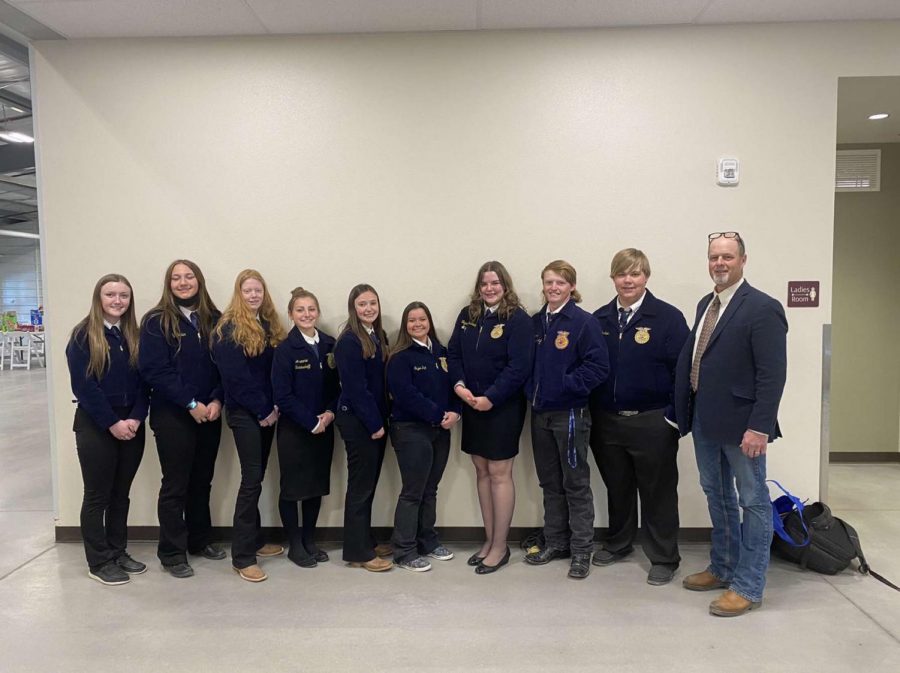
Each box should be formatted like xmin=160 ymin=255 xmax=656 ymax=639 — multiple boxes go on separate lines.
xmin=287 ymin=534 xmax=317 ymax=568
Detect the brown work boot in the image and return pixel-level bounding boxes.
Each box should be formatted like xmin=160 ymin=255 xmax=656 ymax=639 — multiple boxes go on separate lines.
xmin=682 ymin=569 xmax=728 ymax=592
xmin=256 ymin=544 xmax=285 ymax=558
xmin=374 ymin=543 xmax=393 ymax=558
xmin=709 ymin=590 xmax=762 ymax=617
xmin=348 ymin=557 xmax=393 ymax=572
xmin=233 ymin=564 xmax=267 ymax=583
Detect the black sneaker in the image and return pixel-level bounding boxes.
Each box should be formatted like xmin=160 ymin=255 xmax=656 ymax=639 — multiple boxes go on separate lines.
xmin=647 ymin=564 xmax=677 ymax=586
xmin=115 ymin=552 xmax=147 ymax=574
xmin=89 ymin=563 xmax=131 ymax=586
xmin=591 ymin=546 xmax=634 ymax=567
xmin=162 ymin=562 xmax=195 ymax=578
xmin=568 ymin=553 xmax=592 ymax=579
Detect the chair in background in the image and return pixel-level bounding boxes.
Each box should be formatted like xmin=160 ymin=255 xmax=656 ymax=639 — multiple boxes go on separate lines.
xmin=10 ymin=333 xmax=31 ymax=370
xmin=30 ymin=334 xmax=45 ymax=367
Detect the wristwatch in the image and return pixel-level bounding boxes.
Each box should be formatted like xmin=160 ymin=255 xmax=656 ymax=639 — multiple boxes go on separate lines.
xmin=187 ymin=399 xmax=199 ymax=410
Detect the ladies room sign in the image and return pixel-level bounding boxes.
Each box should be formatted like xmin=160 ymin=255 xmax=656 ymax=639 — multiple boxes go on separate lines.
xmin=787 ymin=281 xmax=820 ymax=308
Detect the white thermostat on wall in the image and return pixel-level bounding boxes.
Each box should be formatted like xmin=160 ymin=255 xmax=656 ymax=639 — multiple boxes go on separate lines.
xmin=717 ymin=158 xmax=740 ymax=186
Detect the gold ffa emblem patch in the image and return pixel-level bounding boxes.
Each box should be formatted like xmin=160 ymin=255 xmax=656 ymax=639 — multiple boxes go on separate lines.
xmin=326 ymin=352 xmax=336 ymax=369
xmin=490 ymin=324 xmax=504 ymax=339
xmin=439 ymin=356 xmax=449 ymax=372
xmin=554 ymin=331 xmax=570 ymax=350
xmin=634 ymin=327 xmax=651 ymax=345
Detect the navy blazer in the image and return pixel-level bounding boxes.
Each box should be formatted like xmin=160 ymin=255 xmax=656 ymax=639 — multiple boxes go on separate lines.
xmin=591 ymin=290 xmax=689 ymax=419
xmin=526 ymin=301 xmax=609 ymax=413
xmin=446 ymin=305 xmax=533 ymax=406
xmin=674 ymin=280 xmax=788 ymax=444
xmin=334 ymin=330 xmax=388 ymax=435
xmin=212 ymin=321 xmax=276 ymax=420
xmin=272 ymin=327 xmax=340 ymax=431
xmin=387 ymin=340 xmax=462 ymax=424
xmin=139 ymin=310 xmax=223 ymax=411
xmin=66 ymin=326 xmax=149 ymax=429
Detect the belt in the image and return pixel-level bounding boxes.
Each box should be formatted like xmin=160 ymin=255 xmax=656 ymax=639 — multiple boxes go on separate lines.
xmin=617 ymin=410 xmax=640 ymax=417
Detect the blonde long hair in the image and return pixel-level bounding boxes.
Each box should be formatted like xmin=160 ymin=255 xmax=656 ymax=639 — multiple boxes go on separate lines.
xmin=541 ymin=259 xmax=582 ymax=303
xmin=70 ymin=274 xmax=140 ymax=378
xmin=214 ymin=269 xmax=285 ymax=356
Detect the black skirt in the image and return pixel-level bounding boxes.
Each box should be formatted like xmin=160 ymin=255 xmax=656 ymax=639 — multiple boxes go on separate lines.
xmin=460 ymin=395 xmax=527 ymax=460
xmin=277 ymin=417 xmax=335 ymax=500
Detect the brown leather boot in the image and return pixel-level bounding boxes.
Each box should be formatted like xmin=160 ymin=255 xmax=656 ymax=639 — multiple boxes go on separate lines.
xmin=709 ymin=590 xmax=762 ymax=617
xmin=233 ymin=564 xmax=268 ymax=583
xmin=374 ymin=543 xmax=393 ymax=558
xmin=256 ymin=544 xmax=285 ymax=557
xmin=682 ymin=569 xmax=728 ymax=591
xmin=348 ymin=557 xmax=393 ymax=572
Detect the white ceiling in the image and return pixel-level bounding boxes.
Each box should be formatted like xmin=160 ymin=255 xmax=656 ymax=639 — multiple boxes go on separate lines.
xmin=837 ymin=77 xmax=900 ymax=145
xmin=7 ymin=0 xmax=900 ymax=39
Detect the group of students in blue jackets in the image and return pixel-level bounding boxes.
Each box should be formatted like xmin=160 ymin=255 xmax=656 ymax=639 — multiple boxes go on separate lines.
xmin=67 ymin=252 xmax=688 ymax=585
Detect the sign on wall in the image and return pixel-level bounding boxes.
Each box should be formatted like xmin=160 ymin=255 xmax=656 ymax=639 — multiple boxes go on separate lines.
xmin=787 ymin=281 xmax=820 ymax=308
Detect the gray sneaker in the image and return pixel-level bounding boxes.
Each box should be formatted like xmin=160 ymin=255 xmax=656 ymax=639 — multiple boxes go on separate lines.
xmin=89 ymin=562 xmax=131 ymax=586
xmin=427 ymin=545 xmax=454 ymax=561
xmin=395 ymin=556 xmax=432 ymax=572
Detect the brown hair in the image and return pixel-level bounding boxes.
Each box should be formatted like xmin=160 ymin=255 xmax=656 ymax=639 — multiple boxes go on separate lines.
xmin=541 ymin=260 xmax=582 ymax=303
xmin=142 ymin=259 xmax=219 ymax=349
xmin=389 ymin=301 xmax=438 ymax=362
xmin=71 ymin=273 xmax=139 ymax=378
xmin=466 ymin=260 xmax=525 ymax=322
xmin=339 ymin=284 xmax=387 ymax=360
xmin=287 ymin=287 xmax=321 ymax=315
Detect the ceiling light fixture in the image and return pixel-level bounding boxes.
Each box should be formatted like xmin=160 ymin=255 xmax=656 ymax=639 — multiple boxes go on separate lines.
xmin=0 ymin=131 xmax=33 ymax=143
xmin=868 ymin=113 xmax=890 ymax=120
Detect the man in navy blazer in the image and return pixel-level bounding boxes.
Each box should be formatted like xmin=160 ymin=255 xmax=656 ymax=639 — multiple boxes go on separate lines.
xmin=674 ymin=232 xmax=787 ymax=617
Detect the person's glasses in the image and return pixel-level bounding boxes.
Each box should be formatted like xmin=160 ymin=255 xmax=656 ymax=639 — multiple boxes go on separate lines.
xmin=708 ymin=231 xmax=742 ymax=242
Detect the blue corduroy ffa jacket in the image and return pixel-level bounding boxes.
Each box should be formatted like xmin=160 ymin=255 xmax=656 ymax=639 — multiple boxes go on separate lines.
xmin=447 ymin=305 xmax=533 ymax=406
xmin=272 ymin=327 xmax=340 ymax=432
xmin=387 ymin=340 xmax=462 ymax=425
xmin=526 ymin=300 xmax=609 ymax=413
xmin=212 ymin=321 xmax=276 ymax=420
xmin=333 ymin=330 xmax=388 ymax=435
xmin=590 ymin=290 xmax=689 ymax=419
xmin=66 ymin=326 xmax=149 ymax=429
xmin=139 ymin=310 xmax=223 ymax=411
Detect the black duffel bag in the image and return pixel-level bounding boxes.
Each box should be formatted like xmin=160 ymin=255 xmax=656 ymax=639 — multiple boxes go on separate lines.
xmin=769 ymin=480 xmax=899 ymax=590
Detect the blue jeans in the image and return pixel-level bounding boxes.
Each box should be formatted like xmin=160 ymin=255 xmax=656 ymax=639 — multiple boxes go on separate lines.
xmin=692 ymin=415 xmax=772 ymax=602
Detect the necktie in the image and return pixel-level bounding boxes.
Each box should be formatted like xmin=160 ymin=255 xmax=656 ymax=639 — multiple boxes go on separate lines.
xmin=690 ymin=295 xmax=721 ymax=391
xmin=189 ymin=312 xmax=200 ymax=332
xmin=109 ymin=325 xmax=122 ymax=341
xmin=618 ymin=307 xmax=632 ymax=337
xmin=310 ymin=339 xmax=319 ymax=360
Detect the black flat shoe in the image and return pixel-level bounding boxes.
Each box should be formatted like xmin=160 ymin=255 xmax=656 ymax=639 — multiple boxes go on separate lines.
xmin=475 ymin=547 xmax=511 ymax=575
xmin=466 ymin=552 xmax=486 ymax=567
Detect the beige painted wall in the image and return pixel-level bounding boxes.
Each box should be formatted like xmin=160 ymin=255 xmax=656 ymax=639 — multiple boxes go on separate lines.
xmin=833 ymin=142 xmax=900 ymax=454
xmin=32 ymin=21 xmax=900 ymax=529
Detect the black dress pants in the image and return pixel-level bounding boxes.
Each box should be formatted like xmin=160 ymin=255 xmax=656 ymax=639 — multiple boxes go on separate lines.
xmin=226 ymin=408 xmax=275 ymax=569
xmin=335 ymin=410 xmax=386 ymax=563
xmin=389 ymin=422 xmax=451 ymax=563
xmin=74 ymin=407 xmax=145 ymax=571
xmin=589 ymin=407 xmax=680 ymax=566
xmin=150 ymin=404 xmax=222 ymax=566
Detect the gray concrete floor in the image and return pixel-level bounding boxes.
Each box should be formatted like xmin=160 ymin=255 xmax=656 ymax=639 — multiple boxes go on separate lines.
xmin=1 ymin=368 xmax=898 ymax=672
